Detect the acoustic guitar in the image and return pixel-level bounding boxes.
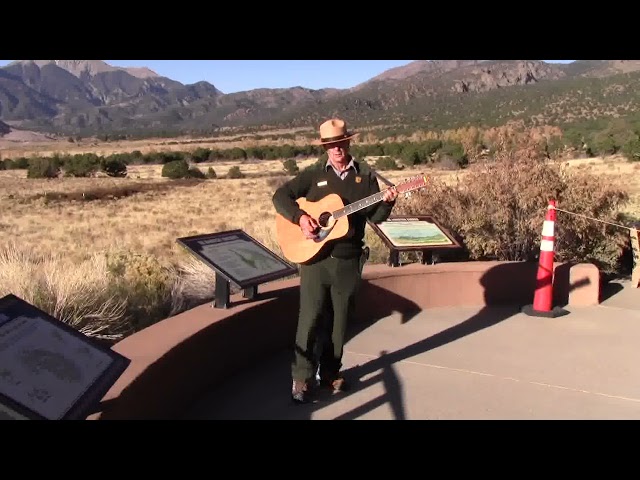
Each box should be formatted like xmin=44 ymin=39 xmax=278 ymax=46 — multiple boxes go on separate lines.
xmin=275 ymin=174 xmax=429 ymax=264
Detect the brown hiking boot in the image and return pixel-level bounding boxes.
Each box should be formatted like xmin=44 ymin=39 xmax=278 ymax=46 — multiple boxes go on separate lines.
xmin=291 ymin=379 xmax=314 ymax=404
xmin=319 ymin=375 xmax=350 ymax=394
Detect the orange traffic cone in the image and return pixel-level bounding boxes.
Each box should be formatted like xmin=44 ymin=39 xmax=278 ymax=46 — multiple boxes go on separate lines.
xmin=522 ymin=199 xmax=569 ymax=318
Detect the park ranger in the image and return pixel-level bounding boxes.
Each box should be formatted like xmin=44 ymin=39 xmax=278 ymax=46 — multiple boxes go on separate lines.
xmin=272 ymin=118 xmax=398 ymax=404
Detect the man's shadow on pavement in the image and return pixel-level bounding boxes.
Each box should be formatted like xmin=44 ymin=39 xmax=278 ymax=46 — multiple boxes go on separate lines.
xmin=185 ymin=262 xmax=591 ymax=420
xmin=294 ymin=261 xmax=591 ymax=420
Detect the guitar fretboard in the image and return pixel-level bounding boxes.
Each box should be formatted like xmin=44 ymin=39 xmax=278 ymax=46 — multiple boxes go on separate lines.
xmin=333 ymin=191 xmax=385 ymax=219
xmin=331 ymin=175 xmax=426 ymax=220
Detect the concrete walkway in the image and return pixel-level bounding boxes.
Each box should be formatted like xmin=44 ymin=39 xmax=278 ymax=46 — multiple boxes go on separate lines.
xmin=185 ymin=281 xmax=640 ymax=420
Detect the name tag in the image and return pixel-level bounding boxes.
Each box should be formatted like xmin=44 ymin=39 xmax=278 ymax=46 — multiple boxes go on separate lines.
xmin=317 ymin=181 xmax=328 ymax=187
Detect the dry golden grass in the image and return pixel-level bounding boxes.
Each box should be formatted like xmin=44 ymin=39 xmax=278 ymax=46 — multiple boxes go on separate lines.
xmin=0 ymin=128 xmax=315 ymax=160
xmin=1 ymin=153 xmax=639 ymax=339
xmin=562 ymin=156 xmax=640 ymax=219
xmin=1 ymin=176 xmax=275 ymax=264
xmin=0 ymin=158 xmax=469 ymax=267
xmin=0 ymin=243 xmax=131 ymax=340
xmin=128 ymin=158 xmax=319 ymax=180
xmin=1 ymin=155 xmax=638 ymax=267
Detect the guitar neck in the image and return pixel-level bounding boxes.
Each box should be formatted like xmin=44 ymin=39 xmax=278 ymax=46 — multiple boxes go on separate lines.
xmin=330 ymin=175 xmax=426 ymax=220
xmin=332 ymin=190 xmax=388 ymax=220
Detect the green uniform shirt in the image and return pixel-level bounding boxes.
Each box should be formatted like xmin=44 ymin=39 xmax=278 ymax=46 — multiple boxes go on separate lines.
xmin=272 ymin=157 xmax=395 ymax=260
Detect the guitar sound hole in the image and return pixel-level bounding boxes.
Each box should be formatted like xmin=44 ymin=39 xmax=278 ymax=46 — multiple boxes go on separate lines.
xmin=318 ymin=212 xmax=331 ymax=227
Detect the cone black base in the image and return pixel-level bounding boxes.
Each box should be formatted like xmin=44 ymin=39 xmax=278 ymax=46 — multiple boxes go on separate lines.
xmin=521 ymin=304 xmax=570 ymax=318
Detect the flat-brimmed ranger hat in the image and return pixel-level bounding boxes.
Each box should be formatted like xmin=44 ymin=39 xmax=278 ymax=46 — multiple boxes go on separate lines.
xmin=317 ymin=118 xmax=358 ymax=145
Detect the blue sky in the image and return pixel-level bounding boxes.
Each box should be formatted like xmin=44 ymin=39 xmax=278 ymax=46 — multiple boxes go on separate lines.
xmin=0 ymin=60 xmax=575 ymax=94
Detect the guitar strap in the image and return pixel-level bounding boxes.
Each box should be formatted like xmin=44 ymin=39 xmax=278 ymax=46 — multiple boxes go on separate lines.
xmin=369 ymin=167 xmax=396 ymax=188
xmin=361 ymin=167 xmax=395 ymax=272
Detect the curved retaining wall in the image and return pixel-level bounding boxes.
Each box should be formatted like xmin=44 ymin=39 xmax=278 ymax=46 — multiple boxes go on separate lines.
xmin=88 ymin=260 xmax=599 ymax=420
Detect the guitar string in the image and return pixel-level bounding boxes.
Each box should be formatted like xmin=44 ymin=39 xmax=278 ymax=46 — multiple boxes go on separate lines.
xmin=333 ymin=176 xmax=427 ymax=219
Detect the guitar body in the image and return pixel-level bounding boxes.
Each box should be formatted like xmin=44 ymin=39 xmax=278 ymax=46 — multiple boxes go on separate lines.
xmin=275 ymin=193 xmax=350 ymax=264
xmin=275 ymin=173 xmax=429 ymax=265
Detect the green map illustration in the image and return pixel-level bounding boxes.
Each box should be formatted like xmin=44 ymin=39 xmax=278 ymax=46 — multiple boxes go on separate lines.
xmin=200 ymin=237 xmax=289 ymax=283
xmin=378 ymin=221 xmax=453 ymax=247
xmin=232 ymin=247 xmax=282 ymax=271
xmin=0 ymin=315 xmax=112 ymax=420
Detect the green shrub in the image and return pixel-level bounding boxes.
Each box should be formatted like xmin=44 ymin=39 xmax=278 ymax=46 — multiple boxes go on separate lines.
xmin=101 ymin=157 xmax=128 ymax=177
xmin=27 ymin=158 xmax=60 ymax=178
xmin=188 ymin=167 xmax=206 ymax=179
xmin=105 ymin=251 xmax=174 ymax=331
xmin=437 ymin=141 xmax=468 ymax=168
xmin=375 ymin=157 xmax=400 ymax=170
xmin=546 ymin=136 xmax=565 ymax=159
xmin=282 ymin=158 xmax=299 ymax=175
xmin=227 ymin=165 xmax=244 ymax=178
xmin=396 ymin=156 xmax=630 ymax=275
xmin=399 ymin=146 xmax=422 ymax=167
xmin=206 ymin=167 xmax=217 ymax=179
xmin=162 ymin=159 xmax=190 ymax=179
xmin=63 ymin=154 xmax=100 ymax=177
xmin=621 ymin=138 xmax=640 ymax=161
xmin=191 ymin=148 xmax=211 ymax=163
xmin=14 ymin=157 xmax=29 ymax=169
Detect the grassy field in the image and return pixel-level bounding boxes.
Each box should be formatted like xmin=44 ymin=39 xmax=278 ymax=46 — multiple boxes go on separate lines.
xmin=0 ymin=157 xmax=475 ymax=263
xmin=0 ymin=128 xmax=316 ymax=160
xmin=3 ymin=154 xmax=637 ymax=262
xmin=1 ymin=150 xmax=639 ymax=341
xmin=562 ymin=156 xmax=640 ymax=218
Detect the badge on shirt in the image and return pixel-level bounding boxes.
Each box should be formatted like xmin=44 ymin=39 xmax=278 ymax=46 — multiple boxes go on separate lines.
xmin=317 ymin=180 xmax=328 ymax=187
xmin=355 ymin=176 xmax=362 ymax=183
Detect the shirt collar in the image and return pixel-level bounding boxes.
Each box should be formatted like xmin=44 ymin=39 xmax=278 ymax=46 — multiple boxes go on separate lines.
xmin=325 ymin=156 xmax=358 ymax=174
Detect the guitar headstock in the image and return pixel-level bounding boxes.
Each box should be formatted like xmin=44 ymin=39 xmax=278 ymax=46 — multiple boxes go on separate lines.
xmin=396 ymin=174 xmax=429 ymax=198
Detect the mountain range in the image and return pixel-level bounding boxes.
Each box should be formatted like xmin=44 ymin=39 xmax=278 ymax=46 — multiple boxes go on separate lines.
xmin=1 ymin=60 xmax=640 ymax=138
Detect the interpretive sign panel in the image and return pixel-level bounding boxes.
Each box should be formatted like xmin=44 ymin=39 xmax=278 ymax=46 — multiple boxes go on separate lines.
xmin=368 ymin=216 xmax=462 ymax=267
xmin=177 ymin=230 xmax=298 ymax=308
xmin=0 ymin=294 xmax=131 ymax=420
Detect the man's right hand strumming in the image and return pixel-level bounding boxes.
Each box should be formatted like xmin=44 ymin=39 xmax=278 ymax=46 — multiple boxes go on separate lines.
xmin=299 ymin=214 xmax=320 ymax=240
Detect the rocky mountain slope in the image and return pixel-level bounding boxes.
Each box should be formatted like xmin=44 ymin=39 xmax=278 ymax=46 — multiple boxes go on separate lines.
xmin=0 ymin=119 xmax=10 ymax=136
xmin=1 ymin=60 xmax=640 ymax=137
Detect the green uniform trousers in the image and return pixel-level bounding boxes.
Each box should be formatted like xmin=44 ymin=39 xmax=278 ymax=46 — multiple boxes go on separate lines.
xmin=292 ymin=255 xmax=362 ymax=382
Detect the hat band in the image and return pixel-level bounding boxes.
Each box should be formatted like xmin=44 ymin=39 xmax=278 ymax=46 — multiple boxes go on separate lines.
xmin=321 ymin=133 xmax=351 ymax=143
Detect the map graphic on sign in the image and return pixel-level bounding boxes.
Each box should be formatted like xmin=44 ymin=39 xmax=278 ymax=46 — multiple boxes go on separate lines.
xmin=0 ymin=315 xmax=113 ymax=420
xmin=200 ymin=237 xmax=287 ymax=283
xmin=377 ymin=219 xmax=454 ymax=247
